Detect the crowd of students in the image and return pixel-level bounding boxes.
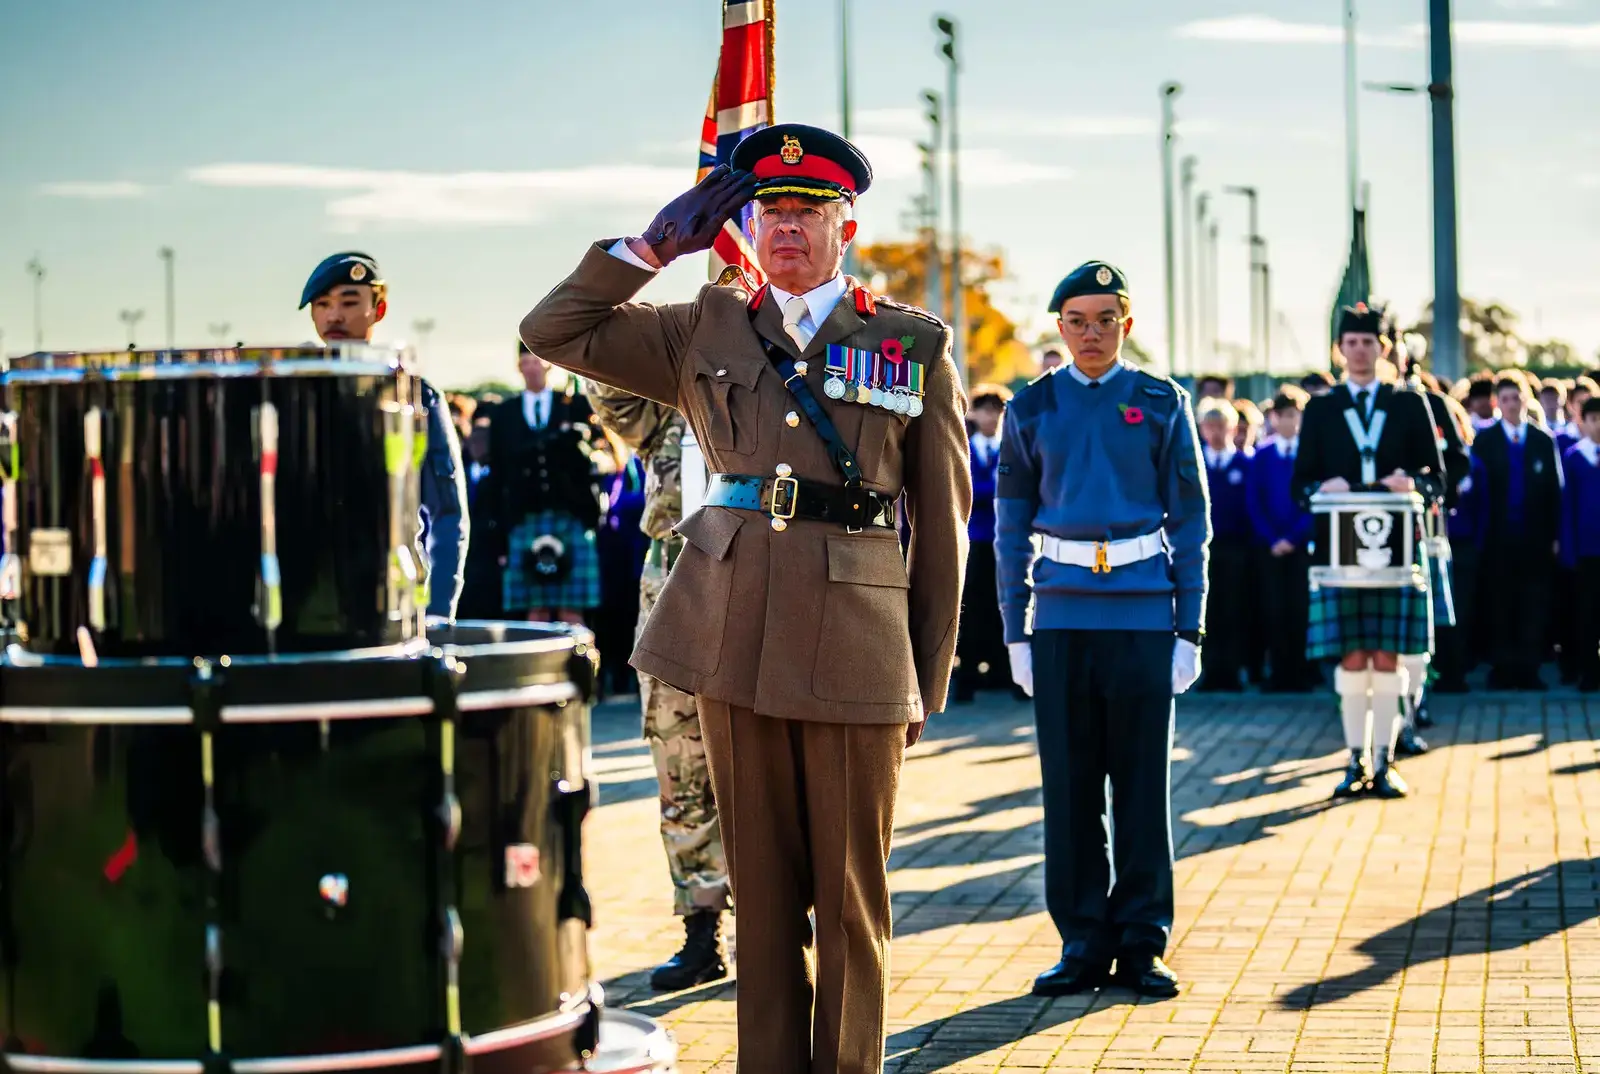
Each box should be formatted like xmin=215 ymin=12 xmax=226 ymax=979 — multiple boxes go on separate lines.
xmin=957 ymin=362 xmax=1600 ymax=700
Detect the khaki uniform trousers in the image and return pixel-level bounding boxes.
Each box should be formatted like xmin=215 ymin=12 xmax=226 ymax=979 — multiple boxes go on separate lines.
xmin=697 ymin=698 xmax=905 ymax=1074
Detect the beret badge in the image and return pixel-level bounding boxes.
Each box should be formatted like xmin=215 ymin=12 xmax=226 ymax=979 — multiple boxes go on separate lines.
xmin=780 ymin=135 xmax=804 ymax=165
xmin=1096 ymin=266 xmax=1113 ymax=286
xmin=349 ymin=262 xmax=367 ymax=282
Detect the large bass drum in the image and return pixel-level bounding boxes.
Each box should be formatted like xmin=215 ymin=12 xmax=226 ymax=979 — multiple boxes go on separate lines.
xmin=0 ymin=622 xmax=638 ymax=1074
xmin=0 ymin=346 xmax=425 ymax=659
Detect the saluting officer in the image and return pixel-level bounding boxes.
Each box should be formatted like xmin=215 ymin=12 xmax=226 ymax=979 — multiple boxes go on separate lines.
xmin=300 ymin=252 xmax=468 ymax=618
xmin=998 ymin=262 xmax=1210 ymax=999
xmin=521 ymin=125 xmax=970 ymax=1074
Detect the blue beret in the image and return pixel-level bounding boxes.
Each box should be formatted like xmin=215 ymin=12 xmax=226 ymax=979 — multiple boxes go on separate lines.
xmin=300 ymin=252 xmax=383 ymax=309
xmin=1048 ymin=260 xmax=1130 ymax=313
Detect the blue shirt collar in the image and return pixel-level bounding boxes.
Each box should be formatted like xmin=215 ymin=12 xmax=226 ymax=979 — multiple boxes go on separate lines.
xmin=1066 ymin=359 xmax=1126 ymax=387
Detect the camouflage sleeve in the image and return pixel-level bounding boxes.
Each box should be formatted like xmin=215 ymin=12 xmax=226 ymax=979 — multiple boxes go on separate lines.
xmin=582 ymin=378 xmax=671 ymax=453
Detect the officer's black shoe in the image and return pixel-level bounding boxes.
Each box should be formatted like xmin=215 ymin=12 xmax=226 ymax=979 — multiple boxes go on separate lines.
xmin=649 ymin=910 xmax=727 ymax=992
xmin=1394 ymin=726 xmax=1429 ymax=757
xmin=1111 ymin=952 xmax=1180 ymax=999
xmin=1414 ymin=701 xmax=1435 ymax=727
xmin=1369 ymin=752 xmax=1409 ymax=799
xmin=1332 ymin=750 xmax=1370 ymax=799
xmin=1031 ymin=956 xmax=1110 ymax=997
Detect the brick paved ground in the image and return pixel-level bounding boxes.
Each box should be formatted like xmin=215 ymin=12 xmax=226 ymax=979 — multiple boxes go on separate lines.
xmin=582 ymin=687 xmax=1600 ymax=1073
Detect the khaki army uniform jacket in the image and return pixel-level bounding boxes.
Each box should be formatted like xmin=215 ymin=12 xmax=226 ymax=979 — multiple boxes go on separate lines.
xmin=521 ymin=241 xmax=971 ymax=724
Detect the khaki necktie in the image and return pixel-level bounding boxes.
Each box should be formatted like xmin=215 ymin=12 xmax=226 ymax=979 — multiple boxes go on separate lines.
xmin=782 ymin=295 xmax=811 ymax=350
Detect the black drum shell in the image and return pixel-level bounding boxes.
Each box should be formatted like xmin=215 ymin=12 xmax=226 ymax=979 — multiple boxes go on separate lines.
xmin=0 ymin=623 xmax=599 ymax=1073
xmin=6 ymin=359 xmax=423 ymax=658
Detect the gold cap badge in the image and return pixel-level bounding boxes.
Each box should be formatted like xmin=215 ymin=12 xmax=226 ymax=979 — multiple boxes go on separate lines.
xmin=780 ymin=135 xmax=804 ymax=165
xmin=1095 ymin=266 xmax=1113 ymax=286
xmin=350 ymin=262 xmax=368 ymax=282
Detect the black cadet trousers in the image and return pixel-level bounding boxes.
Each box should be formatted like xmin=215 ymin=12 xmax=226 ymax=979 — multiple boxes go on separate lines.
xmin=1197 ymin=537 xmax=1250 ymax=690
xmin=1261 ymin=547 xmax=1315 ymax=690
xmin=1032 ymin=629 xmax=1175 ymax=961
xmin=1487 ymin=537 xmax=1554 ymax=687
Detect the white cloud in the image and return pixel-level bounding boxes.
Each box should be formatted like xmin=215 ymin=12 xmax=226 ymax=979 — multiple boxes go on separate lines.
xmin=848 ymin=136 xmax=1070 ymax=188
xmin=1176 ymin=14 xmax=1600 ymax=50
xmin=38 ymin=180 xmax=148 ymax=199
xmin=185 ymin=162 xmax=690 ymax=226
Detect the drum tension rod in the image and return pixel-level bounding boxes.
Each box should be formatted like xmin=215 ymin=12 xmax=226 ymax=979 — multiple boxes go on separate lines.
xmin=426 ymin=653 xmax=469 ymax=1074
xmin=191 ymin=659 xmax=232 ymax=1072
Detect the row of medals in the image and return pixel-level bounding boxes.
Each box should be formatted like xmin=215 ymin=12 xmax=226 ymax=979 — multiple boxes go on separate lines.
xmin=819 ymin=370 xmax=925 ymax=416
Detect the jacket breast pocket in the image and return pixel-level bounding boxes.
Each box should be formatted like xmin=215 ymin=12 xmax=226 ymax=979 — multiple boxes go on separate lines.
xmin=639 ymin=505 xmax=744 ymax=675
xmin=811 ymin=535 xmax=918 ymax=704
xmin=690 ymin=355 xmax=763 ymax=455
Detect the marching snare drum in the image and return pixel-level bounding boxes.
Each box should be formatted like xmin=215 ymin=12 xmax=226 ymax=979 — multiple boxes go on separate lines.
xmin=0 ymin=346 xmax=425 ymax=659
xmin=1308 ymin=490 xmax=1429 ymax=592
xmin=0 ymin=622 xmax=612 ymax=1074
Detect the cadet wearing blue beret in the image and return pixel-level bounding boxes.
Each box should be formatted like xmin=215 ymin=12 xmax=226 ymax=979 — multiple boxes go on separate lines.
xmin=996 ymin=259 xmax=1209 ymax=1000
xmin=301 ymin=252 xmax=469 ymax=619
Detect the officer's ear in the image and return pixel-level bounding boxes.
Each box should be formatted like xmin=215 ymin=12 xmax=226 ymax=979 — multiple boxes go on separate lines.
xmin=373 ymin=298 xmax=388 ymax=326
xmin=841 ymin=218 xmax=858 ymax=246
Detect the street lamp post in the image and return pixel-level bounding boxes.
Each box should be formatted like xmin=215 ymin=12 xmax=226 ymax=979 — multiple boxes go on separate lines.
xmin=1160 ymin=82 xmax=1182 ymax=376
xmin=158 ymin=246 xmax=175 ymax=348
xmin=935 ymin=16 xmax=963 ymax=385
xmin=1223 ymin=185 xmax=1261 ymax=370
xmin=1258 ymin=237 xmax=1272 ymax=369
xmin=921 ymin=90 xmax=944 ymax=322
xmin=25 ymin=257 xmax=45 ymax=351
xmin=1207 ymin=218 xmax=1220 ymax=361
xmin=118 ymin=309 xmax=145 ymax=349
xmin=1196 ymin=192 xmax=1211 ymax=368
xmin=1180 ymin=155 xmax=1197 ymax=375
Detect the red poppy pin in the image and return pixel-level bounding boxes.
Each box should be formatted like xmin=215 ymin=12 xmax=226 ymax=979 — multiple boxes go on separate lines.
xmin=1118 ymin=403 xmax=1145 ymax=424
xmin=880 ymin=335 xmax=915 ymax=364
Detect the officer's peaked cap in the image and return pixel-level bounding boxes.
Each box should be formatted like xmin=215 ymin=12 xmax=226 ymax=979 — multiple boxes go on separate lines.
xmin=730 ymin=123 xmax=872 ymax=202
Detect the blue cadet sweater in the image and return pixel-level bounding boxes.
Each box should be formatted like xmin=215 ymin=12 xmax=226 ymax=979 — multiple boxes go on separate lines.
xmin=994 ymin=361 xmax=1211 ymax=643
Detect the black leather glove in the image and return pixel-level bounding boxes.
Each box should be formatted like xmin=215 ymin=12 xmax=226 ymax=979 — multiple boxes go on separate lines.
xmin=640 ymin=165 xmax=759 ymax=267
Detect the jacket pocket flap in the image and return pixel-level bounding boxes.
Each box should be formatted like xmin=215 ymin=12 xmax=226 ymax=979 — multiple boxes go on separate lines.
xmin=693 ymin=353 xmax=763 ymax=390
xmin=826 ymin=535 xmax=910 ymax=589
xmin=672 ymin=505 xmax=745 ymax=561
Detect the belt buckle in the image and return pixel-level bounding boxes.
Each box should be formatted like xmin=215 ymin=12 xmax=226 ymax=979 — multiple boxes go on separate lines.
xmin=1091 ymin=541 xmax=1111 ymax=574
xmin=771 ymin=476 xmax=799 ymax=522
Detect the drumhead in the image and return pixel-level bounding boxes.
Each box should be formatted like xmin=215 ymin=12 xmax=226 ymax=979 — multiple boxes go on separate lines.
xmin=585 ymin=1010 xmax=678 ymax=1073
xmin=2 ymin=343 xmax=415 ymax=384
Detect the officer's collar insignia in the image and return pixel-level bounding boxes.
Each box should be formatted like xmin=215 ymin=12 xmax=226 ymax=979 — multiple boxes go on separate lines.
xmin=853 ymin=286 xmax=877 ymax=316
xmin=349 ymin=261 xmax=367 ymax=282
xmin=747 ymin=282 xmax=770 ymax=313
xmin=1095 ymin=266 xmax=1113 ymax=286
xmin=780 ymin=135 xmax=804 ymax=165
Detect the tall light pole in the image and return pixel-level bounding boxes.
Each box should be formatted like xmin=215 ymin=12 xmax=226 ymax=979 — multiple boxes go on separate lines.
xmin=1207 ymin=217 xmax=1220 ymax=361
xmin=1258 ymin=237 xmax=1272 ymax=370
xmin=1160 ymin=82 xmax=1183 ymax=376
xmin=25 ymin=257 xmax=45 ymax=351
xmin=839 ymin=0 xmax=858 ymax=279
xmin=118 ymin=309 xmax=145 ymax=349
xmin=935 ymin=16 xmax=964 ymax=384
xmin=922 ymin=90 xmax=944 ymax=322
xmin=1430 ymin=0 xmax=1462 ymax=383
xmin=1223 ymin=185 xmax=1261 ymax=370
xmin=1196 ymin=192 xmax=1211 ymax=368
xmin=158 ymin=246 xmax=175 ymax=348
xmin=1180 ymin=155 xmax=1197 ymax=375
xmin=1343 ymin=0 xmax=1361 ymax=217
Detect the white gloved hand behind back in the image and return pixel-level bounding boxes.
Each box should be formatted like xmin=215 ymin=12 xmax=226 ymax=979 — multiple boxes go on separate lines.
xmin=1008 ymin=641 xmax=1034 ymax=697
xmin=1172 ymin=638 xmax=1201 ymax=695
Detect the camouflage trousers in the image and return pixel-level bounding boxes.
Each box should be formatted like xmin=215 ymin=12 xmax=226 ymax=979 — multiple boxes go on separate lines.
xmin=639 ymin=554 xmax=731 ymax=916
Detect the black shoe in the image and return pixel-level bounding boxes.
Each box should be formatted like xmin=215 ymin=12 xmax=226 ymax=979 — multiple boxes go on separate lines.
xmin=1031 ymin=956 xmax=1110 ymax=996
xmin=649 ymin=911 xmax=727 ymax=992
xmin=1370 ymin=751 xmax=1409 ymax=799
xmin=1332 ymin=750 xmax=1370 ymax=799
xmin=1111 ymin=952 xmax=1180 ymax=998
xmin=1394 ymin=726 xmax=1429 ymax=757
xmin=1414 ymin=702 xmax=1435 ymax=727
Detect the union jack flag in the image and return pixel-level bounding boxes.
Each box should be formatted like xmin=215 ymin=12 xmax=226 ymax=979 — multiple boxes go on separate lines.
xmin=697 ymin=0 xmax=775 ymax=285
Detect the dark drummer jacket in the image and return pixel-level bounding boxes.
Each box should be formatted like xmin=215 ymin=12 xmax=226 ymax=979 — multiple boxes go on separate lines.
xmin=1292 ymin=379 xmax=1446 ymax=566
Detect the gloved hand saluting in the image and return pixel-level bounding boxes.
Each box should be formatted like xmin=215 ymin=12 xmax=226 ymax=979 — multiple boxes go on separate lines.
xmin=635 ymin=165 xmax=760 ymax=269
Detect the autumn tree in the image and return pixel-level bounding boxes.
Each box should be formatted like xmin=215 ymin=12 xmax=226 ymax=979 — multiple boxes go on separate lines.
xmin=856 ymin=240 xmax=1035 ymax=386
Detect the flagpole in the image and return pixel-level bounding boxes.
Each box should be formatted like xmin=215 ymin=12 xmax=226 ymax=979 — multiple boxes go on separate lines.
xmin=839 ymin=0 xmax=861 ymax=278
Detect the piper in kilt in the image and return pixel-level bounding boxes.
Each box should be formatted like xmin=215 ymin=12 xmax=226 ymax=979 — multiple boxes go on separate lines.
xmin=1294 ymin=303 xmax=1446 ymax=800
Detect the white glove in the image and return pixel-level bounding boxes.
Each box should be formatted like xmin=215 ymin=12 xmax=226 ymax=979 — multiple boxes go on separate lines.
xmin=1172 ymin=638 xmax=1201 ymax=695
xmin=1008 ymin=641 xmax=1034 ymax=697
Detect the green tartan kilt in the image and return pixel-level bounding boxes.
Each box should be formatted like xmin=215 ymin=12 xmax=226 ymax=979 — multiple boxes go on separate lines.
xmin=502 ymin=510 xmax=601 ymax=612
xmin=1306 ymin=582 xmax=1434 ymax=660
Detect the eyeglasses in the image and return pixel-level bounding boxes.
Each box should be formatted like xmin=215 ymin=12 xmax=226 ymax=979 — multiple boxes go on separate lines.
xmin=1060 ymin=315 xmax=1128 ymax=338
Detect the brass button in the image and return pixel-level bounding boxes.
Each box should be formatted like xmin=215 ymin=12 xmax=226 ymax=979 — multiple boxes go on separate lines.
xmin=785 ymin=411 xmax=800 ymax=427
xmin=775 ymin=463 xmax=793 ymax=477
xmin=770 ymin=517 xmax=788 ymax=532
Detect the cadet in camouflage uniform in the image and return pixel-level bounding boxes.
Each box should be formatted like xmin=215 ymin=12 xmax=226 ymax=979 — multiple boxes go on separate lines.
xmin=582 ymin=380 xmax=731 ymax=992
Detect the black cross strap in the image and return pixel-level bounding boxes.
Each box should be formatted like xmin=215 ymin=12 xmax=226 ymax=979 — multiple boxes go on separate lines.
xmin=748 ymin=315 xmax=865 ymax=480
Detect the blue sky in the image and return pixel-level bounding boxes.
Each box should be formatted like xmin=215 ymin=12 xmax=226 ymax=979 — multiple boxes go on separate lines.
xmin=4 ymin=0 xmax=1599 ymax=388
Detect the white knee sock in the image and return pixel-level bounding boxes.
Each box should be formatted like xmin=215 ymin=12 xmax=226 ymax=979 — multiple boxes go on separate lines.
xmin=1334 ymin=666 xmax=1372 ymax=753
xmin=1370 ymin=667 xmax=1410 ymax=757
xmin=1400 ymin=654 xmax=1430 ymax=729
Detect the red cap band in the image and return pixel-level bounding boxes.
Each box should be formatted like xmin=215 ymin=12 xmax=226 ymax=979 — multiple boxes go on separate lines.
xmin=751 ymin=154 xmax=857 ymax=192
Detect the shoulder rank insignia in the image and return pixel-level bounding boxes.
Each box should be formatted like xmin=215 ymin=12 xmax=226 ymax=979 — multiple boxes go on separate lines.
xmin=853 ymin=286 xmax=877 ymax=316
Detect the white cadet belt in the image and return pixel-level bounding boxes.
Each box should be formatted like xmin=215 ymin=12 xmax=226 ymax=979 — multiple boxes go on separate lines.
xmin=1038 ymin=531 xmax=1166 ymax=574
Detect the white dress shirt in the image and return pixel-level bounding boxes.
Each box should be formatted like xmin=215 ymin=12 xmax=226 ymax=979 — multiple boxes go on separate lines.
xmin=522 ymin=388 xmax=553 ymax=429
xmin=1277 ymin=435 xmax=1299 ymax=459
xmin=1574 ymin=438 xmax=1600 ymax=468
xmin=768 ymin=276 xmax=849 ymax=348
xmin=971 ymin=431 xmax=1000 ymax=466
xmin=1501 ymin=417 xmax=1529 ymax=444
xmin=1204 ymin=445 xmax=1237 ymax=471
